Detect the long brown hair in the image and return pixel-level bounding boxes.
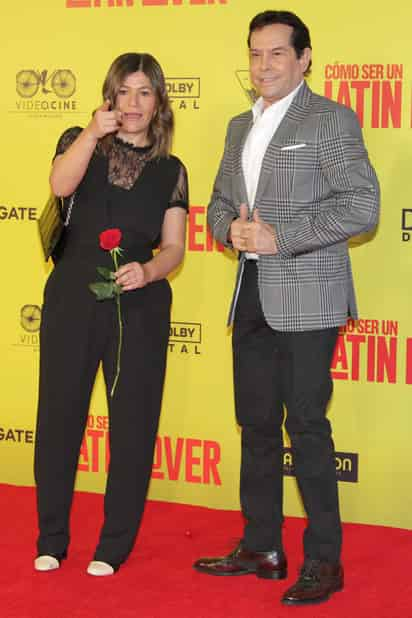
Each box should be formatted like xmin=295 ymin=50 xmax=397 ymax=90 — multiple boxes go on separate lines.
xmin=102 ymin=52 xmax=173 ymax=158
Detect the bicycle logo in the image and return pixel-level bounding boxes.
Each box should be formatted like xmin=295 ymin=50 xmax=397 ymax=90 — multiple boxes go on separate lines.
xmin=16 ymin=69 xmax=76 ymax=99
xmin=20 ymin=305 xmax=41 ymax=333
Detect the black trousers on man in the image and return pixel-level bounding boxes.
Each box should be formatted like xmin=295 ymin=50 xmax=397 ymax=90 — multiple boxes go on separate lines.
xmin=233 ymin=261 xmax=341 ymax=563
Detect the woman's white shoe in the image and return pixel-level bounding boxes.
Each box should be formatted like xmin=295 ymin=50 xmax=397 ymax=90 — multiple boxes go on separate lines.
xmin=87 ymin=560 xmax=115 ymax=576
xmin=34 ymin=555 xmax=60 ymax=571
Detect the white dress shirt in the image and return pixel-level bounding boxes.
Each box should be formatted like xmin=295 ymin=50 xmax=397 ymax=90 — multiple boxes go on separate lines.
xmin=242 ymin=81 xmax=303 ymax=259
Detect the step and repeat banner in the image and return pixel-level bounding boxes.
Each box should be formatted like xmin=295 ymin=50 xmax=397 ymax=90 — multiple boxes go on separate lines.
xmin=1 ymin=0 xmax=411 ymax=529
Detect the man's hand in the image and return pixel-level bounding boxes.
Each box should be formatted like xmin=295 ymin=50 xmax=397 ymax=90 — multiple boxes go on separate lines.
xmin=230 ymin=203 xmax=250 ymax=250
xmin=246 ymin=208 xmax=278 ymax=254
xmin=231 ymin=207 xmax=278 ymax=254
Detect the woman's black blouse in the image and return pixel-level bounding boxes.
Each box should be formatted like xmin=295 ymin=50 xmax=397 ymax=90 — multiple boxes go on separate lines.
xmin=54 ymin=127 xmax=188 ymax=268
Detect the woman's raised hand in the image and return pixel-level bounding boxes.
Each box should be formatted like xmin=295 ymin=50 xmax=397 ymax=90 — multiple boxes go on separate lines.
xmin=87 ymin=100 xmax=122 ymax=139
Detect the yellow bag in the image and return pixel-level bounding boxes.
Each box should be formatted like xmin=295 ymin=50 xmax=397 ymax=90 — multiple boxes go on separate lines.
xmin=37 ymin=193 xmax=75 ymax=261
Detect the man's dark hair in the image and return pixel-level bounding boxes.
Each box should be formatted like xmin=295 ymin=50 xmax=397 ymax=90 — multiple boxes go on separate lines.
xmin=248 ymin=10 xmax=312 ymax=76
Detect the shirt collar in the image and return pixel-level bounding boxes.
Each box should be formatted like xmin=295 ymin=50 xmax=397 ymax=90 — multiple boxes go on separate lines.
xmin=252 ymin=80 xmax=304 ymax=122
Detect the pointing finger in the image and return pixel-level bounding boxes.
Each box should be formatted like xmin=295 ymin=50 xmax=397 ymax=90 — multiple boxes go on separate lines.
xmin=100 ymin=99 xmax=111 ymax=111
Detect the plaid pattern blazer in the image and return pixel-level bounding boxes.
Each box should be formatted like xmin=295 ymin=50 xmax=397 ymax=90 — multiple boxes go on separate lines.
xmin=207 ymin=82 xmax=380 ymax=332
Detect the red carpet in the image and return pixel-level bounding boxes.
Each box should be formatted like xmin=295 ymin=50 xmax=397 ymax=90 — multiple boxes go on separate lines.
xmin=0 ymin=484 xmax=411 ymax=618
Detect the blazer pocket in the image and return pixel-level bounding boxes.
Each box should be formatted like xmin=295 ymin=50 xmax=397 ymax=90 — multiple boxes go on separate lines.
xmin=281 ymin=143 xmax=307 ymax=151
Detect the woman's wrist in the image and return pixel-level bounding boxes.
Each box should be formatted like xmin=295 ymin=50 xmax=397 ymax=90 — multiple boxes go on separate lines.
xmin=83 ymin=124 xmax=100 ymax=144
xmin=142 ymin=262 xmax=154 ymax=285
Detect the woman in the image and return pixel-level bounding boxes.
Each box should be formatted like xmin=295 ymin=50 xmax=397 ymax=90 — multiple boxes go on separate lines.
xmin=34 ymin=53 xmax=188 ymax=576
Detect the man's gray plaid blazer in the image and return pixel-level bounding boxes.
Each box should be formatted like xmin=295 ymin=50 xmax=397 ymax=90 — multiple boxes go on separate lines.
xmin=208 ymin=82 xmax=380 ymax=331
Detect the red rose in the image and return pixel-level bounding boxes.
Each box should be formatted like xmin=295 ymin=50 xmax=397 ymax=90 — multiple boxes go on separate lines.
xmin=99 ymin=228 xmax=122 ymax=251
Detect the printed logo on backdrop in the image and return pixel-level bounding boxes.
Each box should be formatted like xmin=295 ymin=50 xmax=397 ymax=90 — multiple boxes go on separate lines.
xmin=0 ymin=204 xmax=37 ymax=222
xmin=331 ymin=318 xmax=412 ymax=386
xmin=166 ymin=78 xmax=200 ymax=111
xmin=13 ymin=305 xmax=41 ymax=351
xmin=238 ymin=62 xmax=409 ymax=127
xmin=169 ymin=321 xmax=202 ymax=355
xmin=12 ymin=68 xmax=84 ymax=119
xmin=187 ymin=206 xmax=226 ymax=253
xmin=152 ymin=436 xmax=222 ymax=485
xmin=323 ymin=62 xmax=406 ymax=128
xmin=235 ymin=70 xmax=257 ymax=105
xmin=78 ymin=414 xmax=110 ymax=473
xmin=78 ymin=417 xmax=222 ymax=486
xmin=283 ymin=448 xmax=359 ymax=483
xmin=66 ymin=0 xmax=227 ymax=9
xmin=0 ymin=426 xmax=34 ymax=445
xmin=401 ymin=208 xmax=412 ymax=242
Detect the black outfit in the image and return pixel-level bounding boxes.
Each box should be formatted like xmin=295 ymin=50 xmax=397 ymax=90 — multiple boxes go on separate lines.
xmin=233 ymin=261 xmax=341 ymax=562
xmin=34 ymin=128 xmax=188 ymax=569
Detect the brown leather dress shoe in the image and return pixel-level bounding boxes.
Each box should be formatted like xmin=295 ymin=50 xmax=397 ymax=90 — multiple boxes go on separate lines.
xmin=282 ymin=559 xmax=344 ymax=605
xmin=193 ymin=543 xmax=287 ymax=579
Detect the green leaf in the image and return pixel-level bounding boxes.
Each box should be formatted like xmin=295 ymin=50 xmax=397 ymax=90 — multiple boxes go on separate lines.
xmin=96 ymin=266 xmax=115 ymax=281
xmin=89 ymin=282 xmax=116 ymax=301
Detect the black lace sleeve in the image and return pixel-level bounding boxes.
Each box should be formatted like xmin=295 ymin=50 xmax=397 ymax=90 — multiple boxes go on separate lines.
xmin=168 ymin=161 xmax=189 ymax=211
xmin=54 ymin=126 xmax=83 ymax=158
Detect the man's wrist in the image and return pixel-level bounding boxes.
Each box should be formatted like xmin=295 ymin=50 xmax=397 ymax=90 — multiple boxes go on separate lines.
xmin=227 ymin=217 xmax=237 ymax=243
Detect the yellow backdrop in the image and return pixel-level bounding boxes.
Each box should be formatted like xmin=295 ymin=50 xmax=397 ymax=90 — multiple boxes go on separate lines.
xmin=1 ymin=0 xmax=411 ymax=529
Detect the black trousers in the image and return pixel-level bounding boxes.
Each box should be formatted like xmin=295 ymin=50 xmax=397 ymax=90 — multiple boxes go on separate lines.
xmin=233 ymin=261 xmax=341 ymax=562
xmin=34 ymin=273 xmax=171 ymax=568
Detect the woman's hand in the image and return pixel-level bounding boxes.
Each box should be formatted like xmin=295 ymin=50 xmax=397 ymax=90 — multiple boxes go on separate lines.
xmin=50 ymin=100 xmax=122 ymax=197
xmin=115 ymin=262 xmax=148 ymax=291
xmin=86 ymin=100 xmax=122 ymax=140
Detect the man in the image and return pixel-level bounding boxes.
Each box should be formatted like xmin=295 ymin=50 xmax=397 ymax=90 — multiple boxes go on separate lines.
xmin=193 ymin=10 xmax=379 ymax=606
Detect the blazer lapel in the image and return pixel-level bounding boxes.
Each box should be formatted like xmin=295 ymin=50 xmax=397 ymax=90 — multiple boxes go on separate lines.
xmin=252 ymin=82 xmax=313 ymax=210
xmin=232 ymin=112 xmax=253 ymax=209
